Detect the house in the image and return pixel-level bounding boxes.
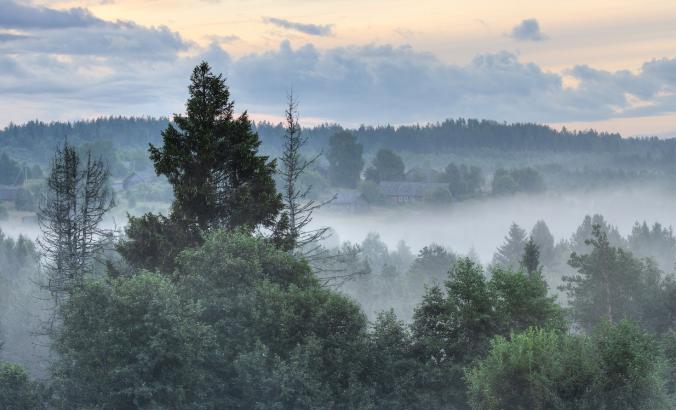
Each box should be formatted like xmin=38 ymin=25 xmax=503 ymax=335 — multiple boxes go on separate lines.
xmin=326 ymin=190 xmax=369 ymax=213
xmin=378 ymin=181 xmax=449 ymax=204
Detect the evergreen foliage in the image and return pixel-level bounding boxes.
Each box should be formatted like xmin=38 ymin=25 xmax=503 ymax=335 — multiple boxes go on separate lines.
xmin=326 ymin=131 xmax=364 ymax=189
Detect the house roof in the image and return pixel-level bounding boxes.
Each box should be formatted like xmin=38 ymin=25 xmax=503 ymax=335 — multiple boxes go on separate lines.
xmin=379 ymin=181 xmax=448 ymax=197
xmin=332 ymin=190 xmax=366 ymax=205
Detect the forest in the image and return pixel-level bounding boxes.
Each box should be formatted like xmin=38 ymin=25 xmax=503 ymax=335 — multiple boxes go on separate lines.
xmin=2 ymin=62 xmax=676 ymax=410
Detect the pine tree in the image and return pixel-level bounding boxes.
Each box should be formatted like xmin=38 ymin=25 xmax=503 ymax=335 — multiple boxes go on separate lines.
xmin=521 ymin=237 xmax=540 ymax=275
xmin=119 ymin=62 xmax=282 ymax=272
xmin=530 ymin=220 xmax=554 ymax=266
xmin=149 ymin=61 xmax=282 ymax=231
xmin=492 ymin=223 xmax=527 ymax=270
xmin=563 ymin=224 xmax=662 ymax=330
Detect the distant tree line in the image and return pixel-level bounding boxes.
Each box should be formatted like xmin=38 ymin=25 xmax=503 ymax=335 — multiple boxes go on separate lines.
xmin=5 ymin=112 xmax=676 ymax=165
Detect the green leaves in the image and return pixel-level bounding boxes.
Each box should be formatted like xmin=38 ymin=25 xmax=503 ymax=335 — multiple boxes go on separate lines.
xmin=51 ymin=272 xmax=212 ymax=409
xmin=467 ymin=322 xmax=670 ymax=410
xmin=0 ymin=361 xmax=43 ymax=409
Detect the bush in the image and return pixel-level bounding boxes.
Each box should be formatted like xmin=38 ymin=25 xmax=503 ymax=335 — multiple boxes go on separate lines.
xmin=51 ymin=272 xmax=212 ymax=409
xmin=467 ymin=321 xmax=670 ymax=410
xmin=0 ymin=361 xmax=42 ymax=409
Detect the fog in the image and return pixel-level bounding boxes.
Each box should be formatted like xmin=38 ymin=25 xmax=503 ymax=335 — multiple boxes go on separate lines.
xmin=315 ymin=183 xmax=676 ymax=265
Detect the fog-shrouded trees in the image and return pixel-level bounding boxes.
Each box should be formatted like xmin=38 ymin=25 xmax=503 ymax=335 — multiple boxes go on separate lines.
xmin=628 ymin=221 xmax=676 ymax=272
xmin=38 ymin=142 xmax=113 ymax=303
xmin=521 ymin=237 xmax=540 ymax=275
xmin=118 ymin=62 xmax=282 ymax=273
xmin=326 ymin=131 xmax=364 ymax=188
xmin=406 ymin=244 xmax=457 ymax=301
xmin=563 ymin=224 xmax=664 ymax=330
xmin=492 ymin=223 xmax=527 ymax=270
xmin=531 ymin=220 xmax=555 ymax=265
xmin=410 ymin=258 xmax=564 ymax=408
xmin=441 ymin=163 xmax=484 ymax=199
xmin=571 ymin=214 xmax=625 ymax=254
xmin=364 ymin=148 xmax=405 ymax=182
xmin=0 ymin=230 xmax=48 ymax=374
xmin=492 ymin=167 xmax=545 ymax=195
xmin=0 ymin=153 xmax=21 ymax=186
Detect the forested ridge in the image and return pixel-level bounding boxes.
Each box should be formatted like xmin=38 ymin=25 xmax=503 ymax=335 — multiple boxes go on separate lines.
xmin=3 ymin=114 xmax=675 ymax=156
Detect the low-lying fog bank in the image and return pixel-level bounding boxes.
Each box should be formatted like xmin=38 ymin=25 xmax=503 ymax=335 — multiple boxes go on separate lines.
xmin=314 ymin=184 xmax=676 ymax=265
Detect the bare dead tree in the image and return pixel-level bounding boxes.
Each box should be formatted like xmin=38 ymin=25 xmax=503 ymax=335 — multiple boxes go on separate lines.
xmin=275 ymin=94 xmax=369 ymax=287
xmin=278 ymin=93 xmax=333 ymax=258
xmin=38 ymin=142 xmax=114 ymax=305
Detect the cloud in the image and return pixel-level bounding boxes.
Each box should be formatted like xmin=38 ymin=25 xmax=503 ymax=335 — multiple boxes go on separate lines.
xmin=0 ymin=32 xmax=29 ymax=42
xmin=0 ymin=1 xmax=100 ymax=29
xmin=2 ymin=5 xmax=676 ymax=131
xmin=263 ymin=17 xmax=333 ymax=36
xmin=208 ymin=34 xmax=241 ymax=43
xmin=222 ymin=42 xmax=568 ymax=123
xmin=509 ymin=18 xmax=547 ymax=42
xmin=0 ymin=2 xmax=190 ymax=59
xmin=0 ymin=22 xmax=189 ymax=58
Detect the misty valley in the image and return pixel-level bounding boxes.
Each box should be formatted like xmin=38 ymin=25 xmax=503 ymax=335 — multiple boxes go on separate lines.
xmin=1 ymin=62 xmax=676 ymax=409
xmin=5 ymin=0 xmax=676 ymax=402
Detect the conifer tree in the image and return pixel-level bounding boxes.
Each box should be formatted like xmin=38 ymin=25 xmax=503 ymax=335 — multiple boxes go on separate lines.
xmin=521 ymin=237 xmax=540 ymax=275
xmin=149 ymin=61 xmax=282 ymax=231
xmin=119 ymin=62 xmax=282 ymax=272
xmin=492 ymin=223 xmax=527 ymax=270
xmin=530 ymin=220 xmax=555 ymax=266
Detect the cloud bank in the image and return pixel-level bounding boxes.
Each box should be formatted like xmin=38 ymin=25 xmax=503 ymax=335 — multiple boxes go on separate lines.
xmin=1 ymin=2 xmax=676 ymax=131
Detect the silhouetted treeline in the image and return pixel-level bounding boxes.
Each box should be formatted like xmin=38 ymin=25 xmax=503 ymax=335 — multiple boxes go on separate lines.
xmin=5 ymin=116 xmax=676 ymax=160
xmin=0 ymin=117 xmax=169 ymax=162
xmin=255 ymin=118 xmax=676 ymax=155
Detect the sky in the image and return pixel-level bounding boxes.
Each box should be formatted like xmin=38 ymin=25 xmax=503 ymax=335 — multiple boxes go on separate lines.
xmin=1 ymin=0 xmax=676 ymax=137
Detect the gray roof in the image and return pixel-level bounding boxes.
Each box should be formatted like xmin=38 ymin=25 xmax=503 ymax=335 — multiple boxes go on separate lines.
xmin=379 ymin=181 xmax=448 ymax=197
xmin=332 ymin=190 xmax=366 ymax=205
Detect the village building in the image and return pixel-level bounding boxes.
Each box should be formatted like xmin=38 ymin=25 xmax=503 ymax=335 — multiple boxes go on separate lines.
xmin=378 ymin=181 xmax=449 ymax=204
xmin=326 ymin=190 xmax=369 ymax=213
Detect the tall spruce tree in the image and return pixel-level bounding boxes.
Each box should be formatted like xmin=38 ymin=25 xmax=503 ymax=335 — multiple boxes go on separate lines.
xmin=149 ymin=61 xmax=281 ymax=231
xmin=119 ymin=62 xmax=282 ymax=272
